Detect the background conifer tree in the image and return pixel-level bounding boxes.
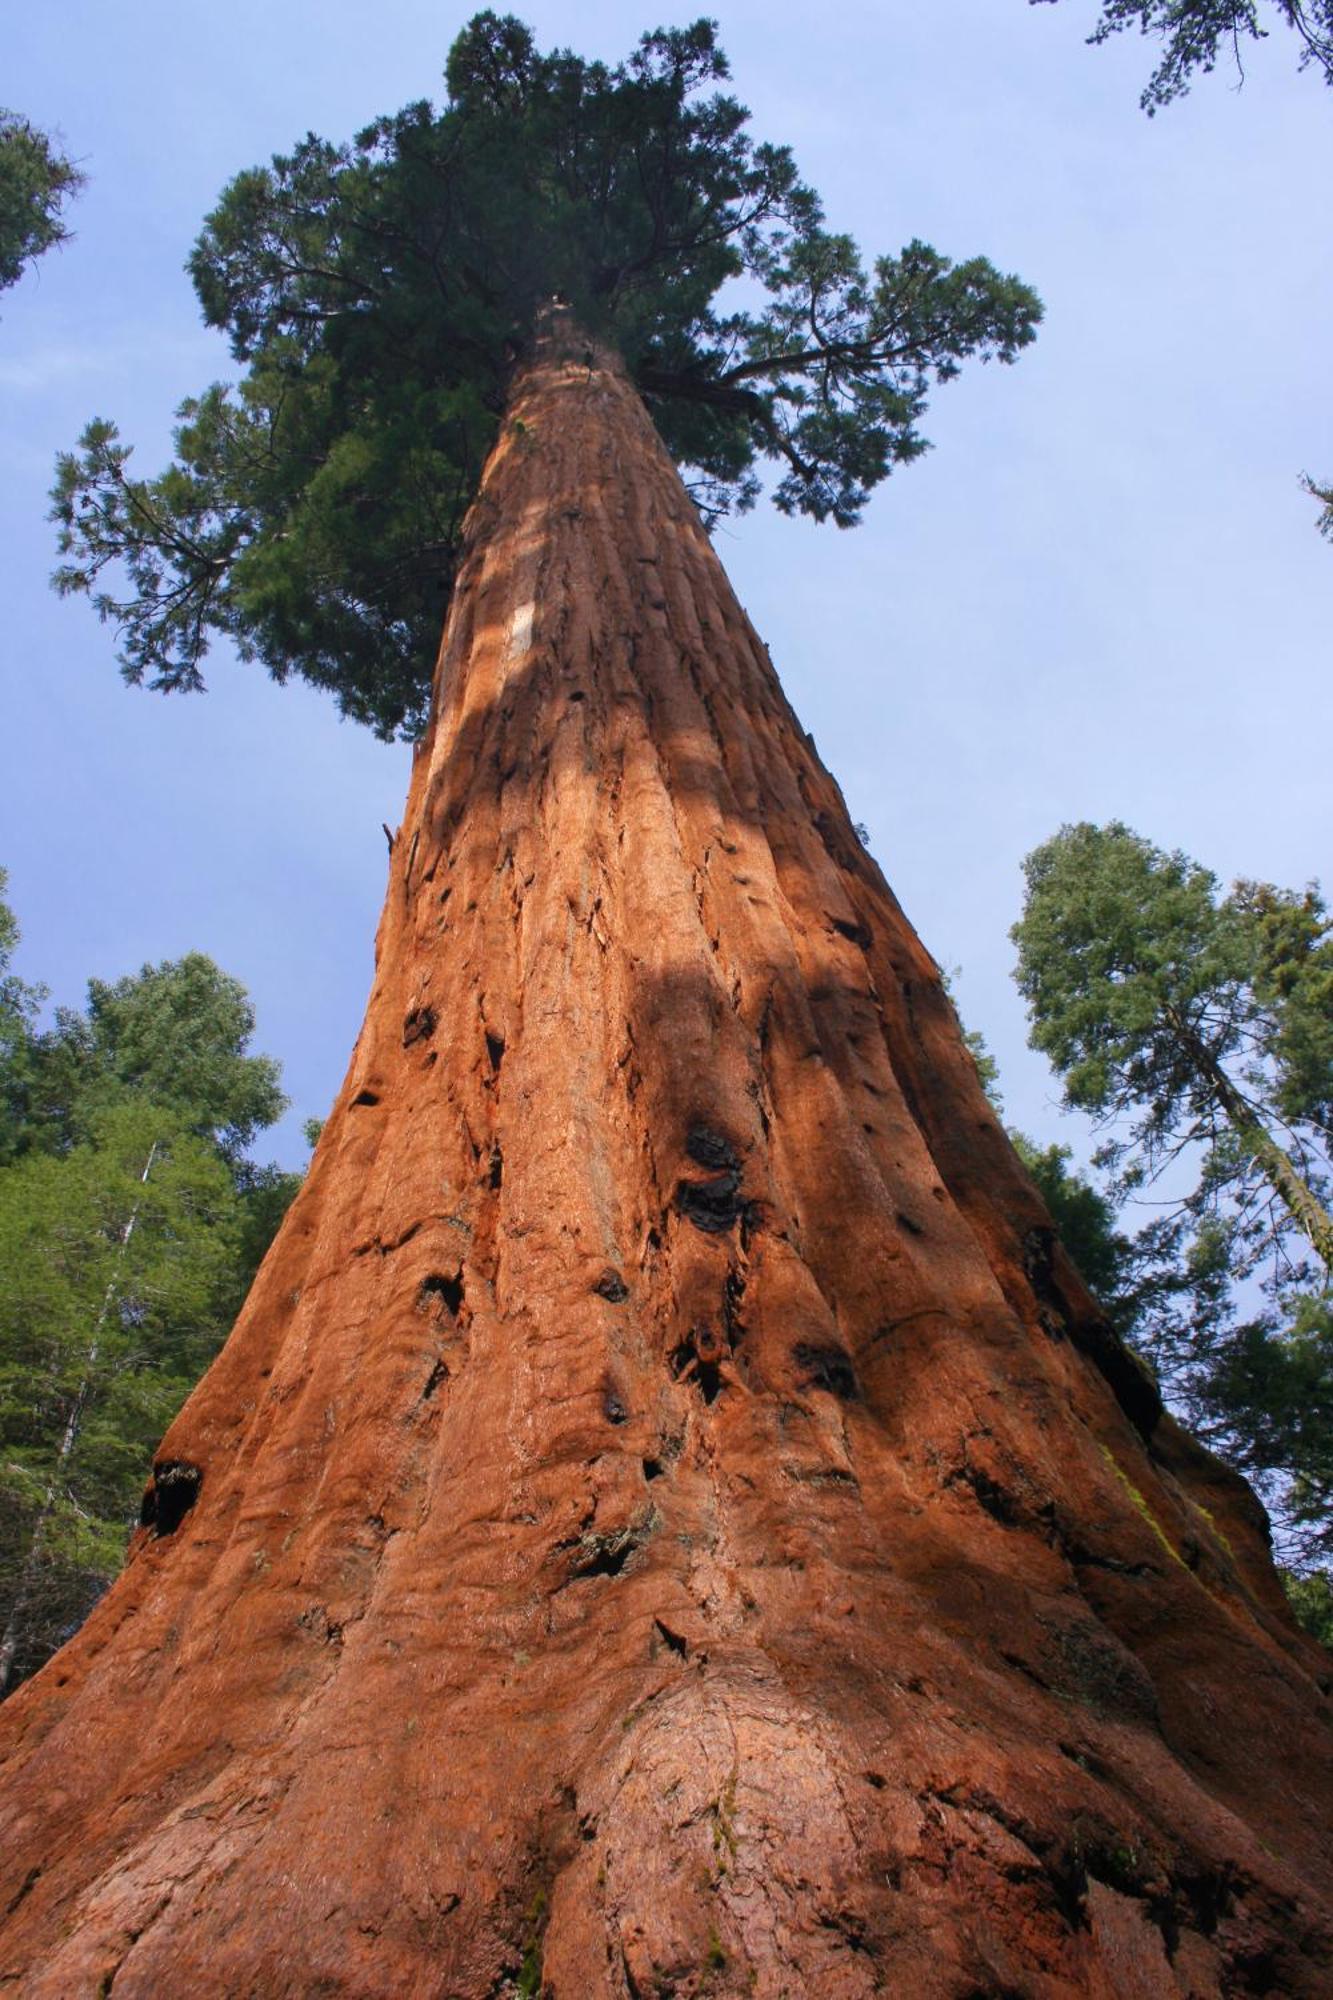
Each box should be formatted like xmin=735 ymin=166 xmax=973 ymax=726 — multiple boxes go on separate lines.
xmin=1012 ymin=819 xmax=1333 ymax=1563
xmin=0 ymin=111 xmax=84 ymax=298
xmin=0 ymin=877 xmax=298 ymax=1693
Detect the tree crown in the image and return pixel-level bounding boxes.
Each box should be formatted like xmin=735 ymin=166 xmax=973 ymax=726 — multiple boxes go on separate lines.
xmin=52 ymin=12 xmax=1041 ymax=737
xmin=6 ymin=948 xmax=286 ymax=1168
xmin=1012 ymin=820 xmax=1332 ymax=1273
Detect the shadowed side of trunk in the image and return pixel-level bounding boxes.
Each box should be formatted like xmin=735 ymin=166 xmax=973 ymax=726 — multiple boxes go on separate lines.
xmin=1 ymin=314 xmax=1330 ymax=1999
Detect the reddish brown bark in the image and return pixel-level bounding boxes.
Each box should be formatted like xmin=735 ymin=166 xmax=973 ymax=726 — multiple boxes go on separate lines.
xmin=2 ymin=314 xmax=1331 ymax=1997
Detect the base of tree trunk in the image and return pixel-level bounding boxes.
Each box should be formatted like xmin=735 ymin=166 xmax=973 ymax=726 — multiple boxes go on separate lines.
xmin=2 ymin=317 xmax=1330 ymax=1997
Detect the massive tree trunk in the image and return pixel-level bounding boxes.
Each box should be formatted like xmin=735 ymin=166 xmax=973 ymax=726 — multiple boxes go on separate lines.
xmin=2 ymin=313 xmax=1331 ymax=1998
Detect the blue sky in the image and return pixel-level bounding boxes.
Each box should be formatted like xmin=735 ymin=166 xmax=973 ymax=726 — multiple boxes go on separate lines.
xmin=2 ymin=0 xmax=1329 ymax=1177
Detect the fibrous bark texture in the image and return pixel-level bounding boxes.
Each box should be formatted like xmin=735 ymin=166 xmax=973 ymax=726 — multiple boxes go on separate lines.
xmin=2 ymin=316 xmax=1331 ymax=1998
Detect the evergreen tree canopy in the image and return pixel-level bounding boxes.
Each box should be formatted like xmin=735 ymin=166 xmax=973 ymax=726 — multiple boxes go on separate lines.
xmin=35 ymin=954 xmax=288 ymax=1160
xmin=1239 ymin=876 xmax=1333 ymax=1138
xmin=0 ymin=110 xmax=84 ymax=296
xmin=1030 ymin=0 xmax=1333 ymax=110
xmin=0 ymin=1097 xmax=247 ymax=1690
xmin=1011 ymin=1133 xmax=1136 ymax=1305
xmin=51 ymin=11 xmax=1042 ymax=738
xmin=1282 ymin=1561 xmax=1333 ymax=1643
xmin=1011 ymin=821 xmax=1333 ymax=1566
xmin=0 ymin=871 xmax=43 ymax=1165
xmin=0 ymin=889 xmax=299 ymax=1694
xmin=1012 ymin=820 xmax=1333 ymax=1272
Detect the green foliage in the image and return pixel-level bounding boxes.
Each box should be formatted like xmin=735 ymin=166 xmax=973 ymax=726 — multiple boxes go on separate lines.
xmin=515 ymin=1942 xmax=543 ymax=1999
xmin=1012 ymin=1135 xmax=1135 ymax=1304
xmin=0 ymin=110 xmax=84 ymax=295
xmin=51 ymin=12 xmax=1041 ymax=739
xmin=38 ymin=953 xmax=286 ymax=1159
xmin=1235 ymin=877 xmax=1333 ymax=1138
xmin=1014 ymin=822 xmax=1241 ymax=1133
xmin=0 ymin=871 xmax=44 ymax=1164
xmin=943 ymin=965 xmax=1006 ymax=1110
xmin=0 ymin=1100 xmax=244 ymax=1671
xmin=1030 ymin=1 xmax=1333 ymax=110
xmin=1202 ymin=1291 xmax=1333 ymax=1543
xmin=1012 ymin=821 xmax=1333 ymax=1271
xmin=0 ymin=886 xmax=298 ymax=1694
xmin=1282 ymin=1564 xmax=1333 ymax=1644
xmin=1012 ymin=821 xmax=1333 ymax=1562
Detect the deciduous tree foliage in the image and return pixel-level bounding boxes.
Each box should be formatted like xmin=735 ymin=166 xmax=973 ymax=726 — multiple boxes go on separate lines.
xmin=0 ymin=882 xmax=297 ymax=1695
xmin=50 ymin=11 xmax=1040 ymax=738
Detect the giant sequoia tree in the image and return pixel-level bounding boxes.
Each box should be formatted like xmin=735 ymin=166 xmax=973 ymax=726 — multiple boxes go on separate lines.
xmin=4 ymin=17 xmax=1332 ymax=1996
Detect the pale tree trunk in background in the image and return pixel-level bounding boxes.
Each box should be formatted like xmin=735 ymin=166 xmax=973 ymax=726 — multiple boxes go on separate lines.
xmin=0 ymin=1140 xmax=157 ymax=1695
xmin=1173 ymin=1013 xmax=1333 ymax=1274
xmin=1 ymin=316 xmax=1331 ymax=1997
